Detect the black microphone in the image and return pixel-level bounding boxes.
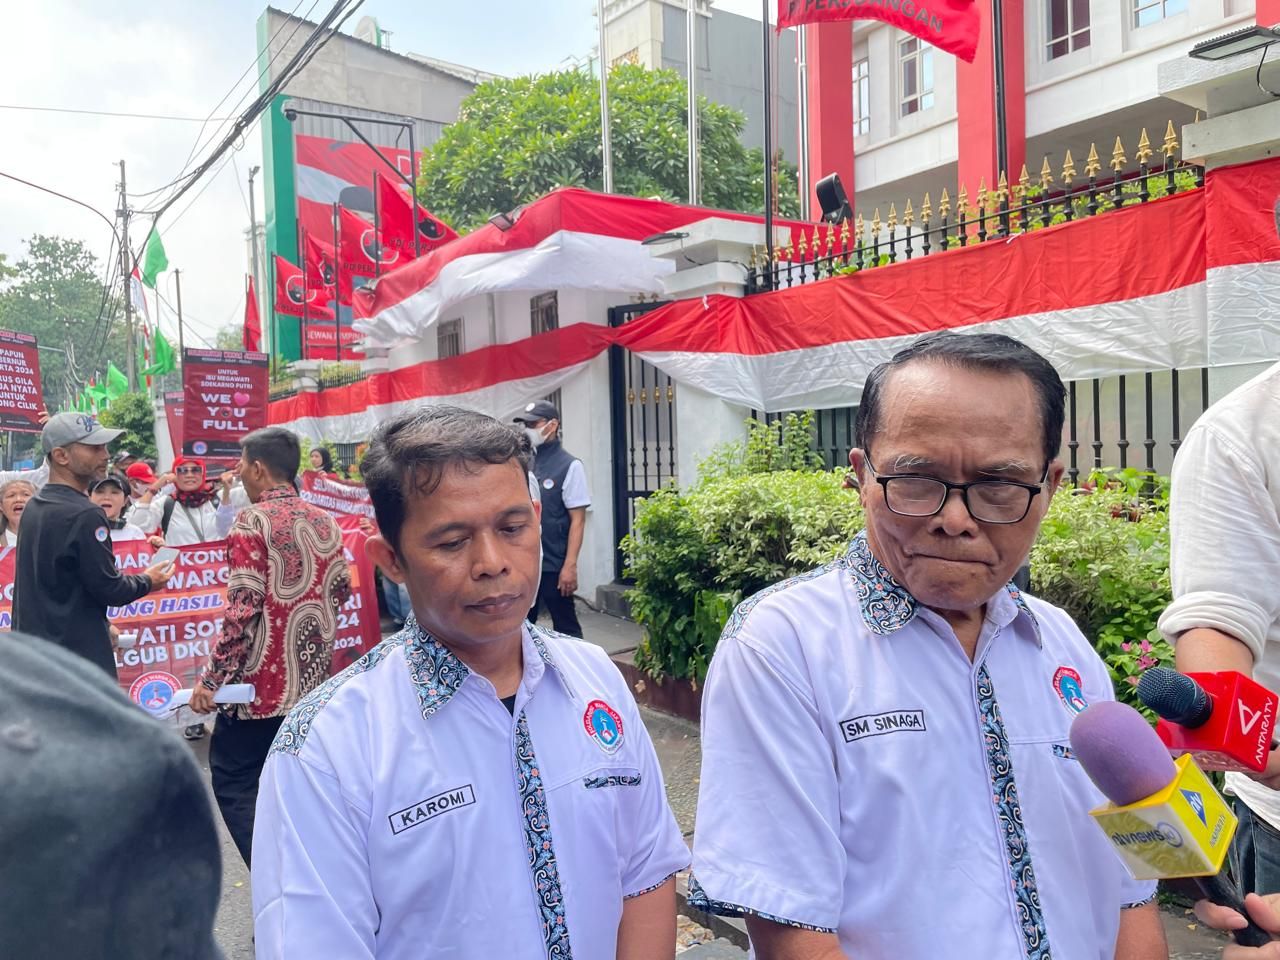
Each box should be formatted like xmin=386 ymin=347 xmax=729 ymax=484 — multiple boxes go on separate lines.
xmin=1138 ymin=668 xmax=1213 ymax=726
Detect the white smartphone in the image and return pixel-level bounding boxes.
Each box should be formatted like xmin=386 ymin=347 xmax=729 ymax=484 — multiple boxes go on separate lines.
xmin=152 ymin=546 xmax=180 ymax=566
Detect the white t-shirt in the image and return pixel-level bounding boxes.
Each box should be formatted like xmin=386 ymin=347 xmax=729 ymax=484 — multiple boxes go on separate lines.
xmin=561 ymin=460 xmax=591 ymax=510
xmin=1159 ymin=360 xmax=1280 ymax=828
xmin=691 ymin=533 xmax=1154 ymax=959
xmin=253 ymin=620 xmax=689 ymax=959
xmin=108 ymin=522 xmax=147 ymax=543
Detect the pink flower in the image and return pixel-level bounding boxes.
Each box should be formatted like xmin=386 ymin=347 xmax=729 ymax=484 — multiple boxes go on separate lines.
xmin=1121 ymin=643 xmax=1132 ymax=652
xmin=1136 ymin=654 xmax=1158 ymax=670
xmin=1125 ymin=676 xmax=1140 ymax=686
xmin=1140 ymin=638 xmax=1152 ymax=654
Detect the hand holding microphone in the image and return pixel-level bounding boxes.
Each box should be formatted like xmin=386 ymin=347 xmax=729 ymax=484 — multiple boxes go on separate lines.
xmin=1195 ymin=895 xmax=1280 ymax=958
xmin=1069 ymin=699 xmax=1272 ymax=948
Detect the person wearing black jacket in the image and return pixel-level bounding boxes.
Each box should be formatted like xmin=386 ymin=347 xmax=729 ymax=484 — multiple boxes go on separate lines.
xmin=13 ymin=413 xmax=173 ymax=676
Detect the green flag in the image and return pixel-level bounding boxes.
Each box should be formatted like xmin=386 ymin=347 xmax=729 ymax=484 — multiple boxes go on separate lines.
xmin=144 ymin=328 xmax=177 ymax=377
xmin=87 ymin=380 xmax=109 ymax=407
xmin=75 ymin=392 xmax=88 ymax=413
xmin=105 ymin=362 xmax=129 ymax=400
xmin=140 ymin=231 xmax=168 ymax=288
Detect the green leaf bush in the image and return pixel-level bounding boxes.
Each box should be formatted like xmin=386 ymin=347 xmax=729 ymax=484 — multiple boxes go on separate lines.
xmin=624 ymin=447 xmax=1173 ymax=712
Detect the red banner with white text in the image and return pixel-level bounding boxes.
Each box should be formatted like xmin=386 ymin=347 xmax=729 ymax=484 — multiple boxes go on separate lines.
xmin=0 ymin=329 xmax=44 ymax=432
xmin=182 ymin=348 xmax=269 ymax=458
xmin=0 ymin=533 xmax=379 ymax=715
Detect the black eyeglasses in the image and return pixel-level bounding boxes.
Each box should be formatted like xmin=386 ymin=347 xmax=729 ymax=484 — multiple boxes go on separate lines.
xmin=864 ymin=457 xmax=1050 ymax=524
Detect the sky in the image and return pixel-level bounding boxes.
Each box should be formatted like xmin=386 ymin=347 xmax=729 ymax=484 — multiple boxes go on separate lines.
xmin=0 ymin=0 xmax=654 ymax=357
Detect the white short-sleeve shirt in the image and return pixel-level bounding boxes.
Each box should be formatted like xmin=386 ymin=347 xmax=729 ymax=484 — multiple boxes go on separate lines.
xmin=691 ymin=533 xmax=1154 ymax=960
xmin=253 ymin=619 xmax=688 ymax=959
xmin=561 ymin=460 xmax=591 ymax=510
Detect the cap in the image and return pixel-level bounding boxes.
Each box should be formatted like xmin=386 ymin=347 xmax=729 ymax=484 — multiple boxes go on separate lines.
xmin=89 ymin=474 xmax=127 ymax=496
xmin=40 ymin=412 xmax=124 ymax=455
xmin=0 ymin=633 xmax=223 ymax=959
xmin=114 ymin=450 xmax=135 ymax=462
xmin=513 ymin=400 xmax=560 ymax=424
xmin=125 ymin=461 xmax=159 ymax=485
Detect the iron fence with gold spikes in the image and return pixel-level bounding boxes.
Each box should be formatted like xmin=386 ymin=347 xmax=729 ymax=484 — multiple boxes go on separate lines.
xmin=746 ymin=125 xmax=1204 ymax=295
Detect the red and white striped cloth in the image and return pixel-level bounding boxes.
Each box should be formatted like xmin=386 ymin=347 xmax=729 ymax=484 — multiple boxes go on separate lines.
xmin=272 ymin=158 xmax=1280 ymax=442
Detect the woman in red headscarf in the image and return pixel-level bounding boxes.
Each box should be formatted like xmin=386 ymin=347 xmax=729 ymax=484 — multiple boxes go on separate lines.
xmin=127 ymin=457 xmax=233 ymax=546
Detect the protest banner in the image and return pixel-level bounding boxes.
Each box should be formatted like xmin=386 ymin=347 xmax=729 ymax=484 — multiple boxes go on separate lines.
xmin=163 ymin=389 xmax=184 ymax=456
xmin=0 ymin=329 xmax=43 ymax=432
xmin=299 ymin=469 xmax=374 ymax=519
xmin=0 ymin=528 xmax=380 ymax=717
xmin=182 ymin=348 xmax=269 ymax=458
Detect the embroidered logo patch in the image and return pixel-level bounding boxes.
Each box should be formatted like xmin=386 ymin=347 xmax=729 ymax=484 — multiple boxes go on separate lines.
xmin=583 ymin=699 xmax=624 ymax=754
xmin=94 ymin=526 xmax=109 ymax=542
xmin=1053 ymin=666 xmax=1088 ymax=715
xmin=841 ymin=709 xmax=927 ymax=743
xmin=388 ymin=784 xmax=476 ymax=836
xmin=129 ymin=671 xmax=180 ymax=716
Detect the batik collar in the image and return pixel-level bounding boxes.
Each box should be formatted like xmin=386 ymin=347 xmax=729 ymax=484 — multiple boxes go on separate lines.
xmin=845 ymin=532 xmax=1041 ymax=646
xmin=402 ymin=615 xmax=571 ymax=719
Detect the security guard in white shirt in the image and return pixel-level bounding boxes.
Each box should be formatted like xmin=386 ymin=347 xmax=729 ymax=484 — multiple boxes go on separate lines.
xmin=691 ymin=333 xmax=1168 ymax=960
xmin=252 ymin=405 xmax=688 ymax=959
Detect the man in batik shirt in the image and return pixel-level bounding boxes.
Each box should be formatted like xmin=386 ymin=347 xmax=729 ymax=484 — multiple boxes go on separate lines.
xmin=189 ymin=427 xmax=351 ymax=865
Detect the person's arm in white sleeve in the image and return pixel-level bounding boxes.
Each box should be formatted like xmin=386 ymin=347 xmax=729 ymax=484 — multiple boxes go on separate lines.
xmin=253 ymin=750 xmax=376 ymax=959
xmin=0 ymin=460 xmax=49 ymax=488
xmin=127 ymin=494 xmax=165 ymax=535
xmin=215 ymin=484 xmax=250 ymax=539
xmin=1160 ymin=423 xmax=1280 ymax=677
xmin=691 ymin=618 xmax=845 ymax=948
xmin=561 ymin=460 xmax=590 ymax=509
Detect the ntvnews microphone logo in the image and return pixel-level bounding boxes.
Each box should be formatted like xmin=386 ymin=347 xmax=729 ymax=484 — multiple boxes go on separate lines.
xmin=1110 ymin=822 xmax=1184 ymax=849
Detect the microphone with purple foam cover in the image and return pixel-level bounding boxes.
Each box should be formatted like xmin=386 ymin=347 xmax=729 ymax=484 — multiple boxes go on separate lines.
xmin=1069 ymin=700 xmax=1270 ymax=947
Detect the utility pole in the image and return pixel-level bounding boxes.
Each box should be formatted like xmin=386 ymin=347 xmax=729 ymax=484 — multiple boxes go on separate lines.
xmin=248 ymin=165 xmax=263 ymax=355
xmin=596 ymin=0 xmax=613 ymax=193
xmin=687 ymin=0 xmax=700 ymax=205
xmin=116 ymin=160 xmax=135 ymax=390
xmin=173 ymin=269 xmax=187 ymax=358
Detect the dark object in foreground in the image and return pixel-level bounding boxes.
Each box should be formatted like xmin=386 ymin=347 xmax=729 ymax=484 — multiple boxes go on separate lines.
xmin=0 ymin=632 xmax=223 ymax=960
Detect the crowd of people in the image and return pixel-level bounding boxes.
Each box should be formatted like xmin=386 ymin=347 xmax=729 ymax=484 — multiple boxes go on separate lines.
xmin=5 ymin=335 xmax=1280 ymax=959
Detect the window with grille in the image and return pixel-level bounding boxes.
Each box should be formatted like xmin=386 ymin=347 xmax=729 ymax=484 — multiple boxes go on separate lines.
xmin=437 ymin=318 xmax=463 ymax=358
xmin=1047 ymin=0 xmax=1090 ymax=59
xmin=531 ymin=292 xmax=559 ymax=336
xmin=898 ymin=38 xmax=934 ymax=118
xmin=1133 ymin=0 xmax=1186 ymax=28
xmin=853 ymin=57 xmax=870 ymax=136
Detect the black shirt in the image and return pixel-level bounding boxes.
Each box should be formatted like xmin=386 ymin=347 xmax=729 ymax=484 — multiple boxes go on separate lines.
xmin=500 ymin=694 xmax=517 ymax=715
xmin=13 ymin=483 xmax=153 ymax=676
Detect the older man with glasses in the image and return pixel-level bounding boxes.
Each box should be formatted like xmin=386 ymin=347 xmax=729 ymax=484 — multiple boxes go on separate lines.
xmin=690 ymin=332 xmax=1168 ymax=960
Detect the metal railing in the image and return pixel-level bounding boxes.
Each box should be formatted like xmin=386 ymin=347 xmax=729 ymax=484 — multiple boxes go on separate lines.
xmin=748 ymin=123 xmax=1204 ymax=294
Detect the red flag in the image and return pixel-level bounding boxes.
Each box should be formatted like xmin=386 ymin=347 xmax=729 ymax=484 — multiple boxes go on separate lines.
xmin=273 ymin=253 xmax=335 ymax=321
xmin=244 ymin=275 xmax=262 ymax=353
xmin=338 ymin=205 xmax=393 ymax=277
xmin=777 ymin=0 xmax=979 ymax=64
xmin=303 ymin=233 xmax=351 ymax=306
xmin=376 ymin=173 xmax=458 ymax=258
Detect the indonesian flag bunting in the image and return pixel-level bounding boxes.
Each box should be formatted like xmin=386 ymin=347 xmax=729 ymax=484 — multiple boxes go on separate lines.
xmin=777 ymin=0 xmax=981 ymax=63
xmin=129 ymin=267 xmax=151 ymax=324
xmin=338 ymin=205 xmax=387 ymax=278
xmin=303 ymin=232 xmax=350 ymax=305
xmin=376 ymin=172 xmax=458 ymax=257
xmin=273 ymin=253 xmax=335 ymax=321
xmin=244 ymin=275 xmax=262 ymax=353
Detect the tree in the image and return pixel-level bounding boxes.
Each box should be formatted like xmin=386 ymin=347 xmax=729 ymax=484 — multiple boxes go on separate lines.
xmin=420 ymin=65 xmax=801 ymax=233
xmin=0 ymin=235 xmax=131 ymax=412
xmin=98 ymin=392 xmax=158 ymax=462
xmin=215 ymin=324 xmax=245 ymax=351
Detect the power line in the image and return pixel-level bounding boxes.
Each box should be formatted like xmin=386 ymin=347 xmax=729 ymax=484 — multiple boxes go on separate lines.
xmin=0 ymin=169 xmax=121 ymax=250
xmin=0 ymin=103 xmax=234 ymax=123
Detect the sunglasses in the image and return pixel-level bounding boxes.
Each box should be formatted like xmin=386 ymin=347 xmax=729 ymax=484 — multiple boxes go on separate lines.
xmin=175 ymin=466 xmax=203 ymax=476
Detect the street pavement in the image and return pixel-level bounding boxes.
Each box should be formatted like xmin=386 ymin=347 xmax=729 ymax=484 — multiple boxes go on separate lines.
xmin=187 ymin=602 xmax=1232 ymax=959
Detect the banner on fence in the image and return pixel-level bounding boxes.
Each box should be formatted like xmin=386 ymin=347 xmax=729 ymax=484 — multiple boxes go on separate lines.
xmin=0 ymin=329 xmax=43 ymax=433
xmin=0 ymin=526 xmax=380 ymax=715
xmin=182 ymin=348 xmax=269 ymax=458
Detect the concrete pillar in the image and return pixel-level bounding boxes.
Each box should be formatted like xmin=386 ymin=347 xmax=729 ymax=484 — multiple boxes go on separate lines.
xmin=804 ymin=22 xmax=855 ymax=216
xmin=957 ymin=0 xmax=1027 ymax=195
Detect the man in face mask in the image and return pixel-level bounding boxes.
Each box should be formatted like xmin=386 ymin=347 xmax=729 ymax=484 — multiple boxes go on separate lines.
xmin=513 ymin=401 xmax=590 ymax=638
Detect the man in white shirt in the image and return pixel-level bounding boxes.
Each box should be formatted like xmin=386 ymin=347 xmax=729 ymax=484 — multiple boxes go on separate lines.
xmin=252 ymin=405 xmax=688 ymax=959
xmin=1159 ymin=360 xmax=1280 ymax=901
xmin=691 ymin=332 xmax=1167 ymax=960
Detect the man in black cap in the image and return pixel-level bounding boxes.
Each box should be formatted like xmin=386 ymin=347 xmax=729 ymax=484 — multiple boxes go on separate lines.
xmin=513 ymin=400 xmax=590 ymax=637
xmin=0 ymin=632 xmax=223 ymax=960
xmin=14 ymin=412 xmax=173 ymax=675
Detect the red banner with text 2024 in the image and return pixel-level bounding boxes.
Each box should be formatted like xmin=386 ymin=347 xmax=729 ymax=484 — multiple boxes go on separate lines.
xmin=182 ymin=348 xmax=269 ymax=458
xmin=777 ymin=0 xmax=979 ymax=63
xmin=0 ymin=532 xmax=380 ymax=716
xmin=0 ymin=329 xmax=44 ymax=433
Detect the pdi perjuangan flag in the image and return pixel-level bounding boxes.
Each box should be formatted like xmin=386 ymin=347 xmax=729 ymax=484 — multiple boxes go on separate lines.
xmin=777 ymin=0 xmax=979 ymax=63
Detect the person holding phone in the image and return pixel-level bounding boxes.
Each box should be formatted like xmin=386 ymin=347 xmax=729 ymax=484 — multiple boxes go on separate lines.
xmin=13 ymin=414 xmax=174 ymax=677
